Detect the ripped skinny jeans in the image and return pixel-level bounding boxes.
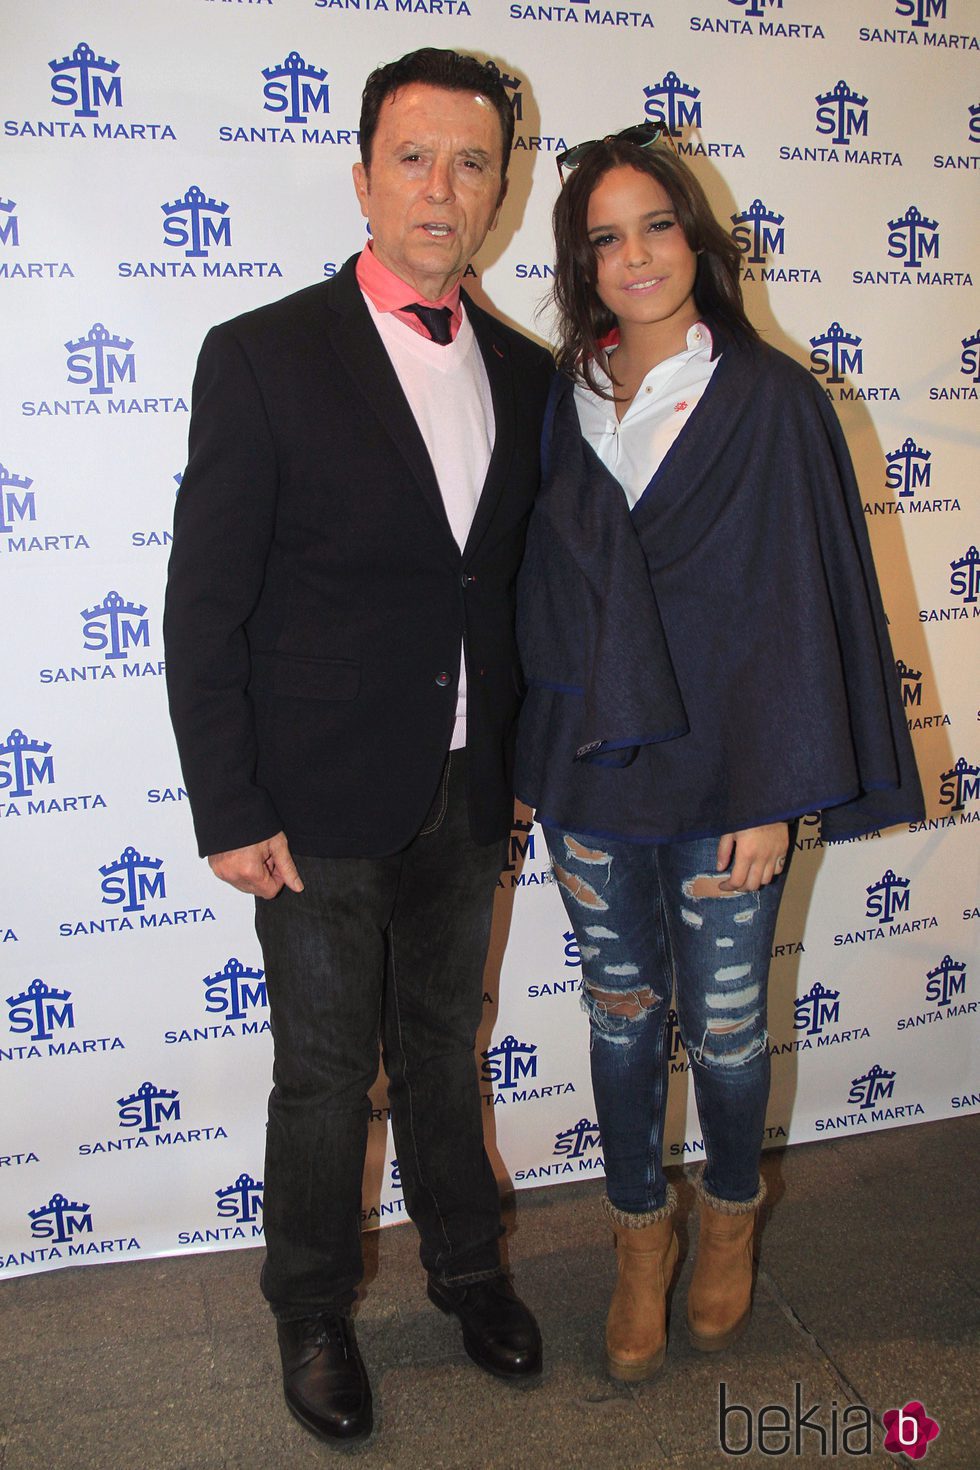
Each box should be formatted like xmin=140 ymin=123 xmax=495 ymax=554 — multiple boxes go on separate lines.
xmin=544 ymin=827 xmax=792 ymax=1213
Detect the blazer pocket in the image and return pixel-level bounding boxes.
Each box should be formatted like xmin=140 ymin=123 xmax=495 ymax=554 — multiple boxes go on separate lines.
xmin=254 ymin=652 xmax=360 ymax=701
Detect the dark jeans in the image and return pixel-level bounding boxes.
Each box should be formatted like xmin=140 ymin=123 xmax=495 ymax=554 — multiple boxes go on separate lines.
xmin=255 ymin=750 xmax=506 ymax=1320
xmin=544 ymin=827 xmax=793 ymax=1213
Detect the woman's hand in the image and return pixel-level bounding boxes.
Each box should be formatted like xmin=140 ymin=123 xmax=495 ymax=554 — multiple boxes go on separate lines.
xmin=715 ymin=823 xmax=790 ymax=892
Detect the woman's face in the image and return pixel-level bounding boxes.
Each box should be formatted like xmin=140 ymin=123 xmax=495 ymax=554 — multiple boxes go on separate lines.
xmin=585 ymin=164 xmax=699 ymax=341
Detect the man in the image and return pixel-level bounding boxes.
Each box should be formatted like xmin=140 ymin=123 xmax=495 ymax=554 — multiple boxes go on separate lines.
xmin=164 ymin=49 xmax=553 ymax=1446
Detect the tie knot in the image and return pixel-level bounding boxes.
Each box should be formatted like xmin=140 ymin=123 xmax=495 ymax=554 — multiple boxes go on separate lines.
xmin=401 ymin=302 xmax=454 ymax=345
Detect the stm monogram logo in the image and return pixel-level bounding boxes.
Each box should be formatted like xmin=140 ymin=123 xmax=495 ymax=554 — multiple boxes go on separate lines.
xmin=643 ymin=72 xmax=702 ymax=137
xmin=77 ymin=1081 xmax=227 ymax=1156
xmin=666 ymin=1007 xmax=688 ymax=1068
xmin=0 ymin=197 xmax=18 ymax=247
xmin=815 ymin=80 xmax=869 ymax=146
xmin=262 ymin=53 xmax=330 ymax=123
xmin=886 ymin=439 xmax=931 ymax=496
xmin=950 ymin=546 xmax=980 ymax=602
xmin=563 ymin=930 xmax=581 ymax=967
xmin=203 ymin=957 xmax=268 ymax=1020
xmin=926 ymin=955 xmax=966 ymax=1007
xmin=65 ymin=323 xmax=135 ymax=395
xmin=809 ymin=322 xmax=862 ymax=384
xmin=971 ymin=103 xmax=980 ymax=143
xmin=217 ymin=1172 xmax=264 ymax=1224
xmin=794 ymin=982 xmax=840 ymax=1037
xmin=7 ymin=978 xmax=74 ymax=1042
xmin=870 ymin=439 xmax=956 ymax=515
xmin=848 ymin=1063 xmax=895 ymax=1108
xmin=29 ymin=1192 xmax=92 ymax=1242
xmin=730 ymin=0 xmax=782 ymax=13
xmin=0 ymin=729 xmax=54 ymax=798
xmin=117 ymin=1081 xmax=180 ymax=1133
xmin=0 ymin=464 xmax=35 ymax=534
xmin=896 ymin=659 xmax=923 ymax=708
xmin=49 ymin=42 xmax=121 ymax=118
xmin=81 ymin=591 xmax=150 ymax=660
xmin=100 ymin=846 xmax=166 ymax=913
xmin=731 ymin=200 xmax=784 ymax=264
xmin=834 ymin=867 xmax=934 ymax=945
xmin=939 ymin=757 xmax=980 ymax=812
xmin=162 ymin=187 xmax=231 ymax=258
xmin=505 ymin=818 xmax=534 ymax=871
xmin=866 ymin=870 xmax=910 ymax=923
xmin=895 ymin=0 xmax=946 ymax=23
xmin=503 ymin=75 xmax=525 ymax=124
xmin=553 ymin=1118 xmax=602 ymax=1158
xmin=887 ymin=205 xmax=940 ymax=268
xmin=3 ymin=977 xmax=123 ymax=1063
xmin=500 ymin=817 xmax=553 ymax=888
xmin=960 ymin=331 xmax=980 ymax=382
xmin=482 ymin=1034 xmax=538 ymax=1088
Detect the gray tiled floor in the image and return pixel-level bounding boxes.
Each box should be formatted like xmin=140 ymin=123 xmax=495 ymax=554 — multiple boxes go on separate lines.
xmin=1 ymin=1116 xmax=976 ymax=1469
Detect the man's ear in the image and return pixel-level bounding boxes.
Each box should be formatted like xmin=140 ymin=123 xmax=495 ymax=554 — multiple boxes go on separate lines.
xmin=352 ymin=161 xmax=370 ymax=220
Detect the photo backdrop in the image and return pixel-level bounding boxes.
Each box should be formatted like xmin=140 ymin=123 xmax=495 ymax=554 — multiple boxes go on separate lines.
xmin=1 ymin=0 xmax=977 ymax=1279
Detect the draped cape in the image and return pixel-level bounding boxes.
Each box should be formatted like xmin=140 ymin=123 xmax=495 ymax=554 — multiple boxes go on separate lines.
xmin=515 ymin=334 xmax=923 ymax=844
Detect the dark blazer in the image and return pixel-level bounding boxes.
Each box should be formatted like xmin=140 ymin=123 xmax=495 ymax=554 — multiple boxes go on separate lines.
xmin=164 ymin=256 xmax=554 ymax=859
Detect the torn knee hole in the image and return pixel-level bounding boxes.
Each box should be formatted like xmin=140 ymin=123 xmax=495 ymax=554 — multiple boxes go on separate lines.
xmin=682 ymin=873 xmax=743 ymax=900
xmin=707 ymin=1014 xmax=755 ymax=1035
xmin=584 ymin=983 xmax=659 ymax=1019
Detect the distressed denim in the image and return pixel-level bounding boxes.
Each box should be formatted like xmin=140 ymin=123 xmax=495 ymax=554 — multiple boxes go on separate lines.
xmin=544 ymin=827 xmax=793 ymax=1212
xmin=256 ymin=751 xmax=506 ymax=1319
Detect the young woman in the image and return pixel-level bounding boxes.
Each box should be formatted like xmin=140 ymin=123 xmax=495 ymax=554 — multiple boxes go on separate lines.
xmin=516 ymin=127 xmax=923 ymax=1382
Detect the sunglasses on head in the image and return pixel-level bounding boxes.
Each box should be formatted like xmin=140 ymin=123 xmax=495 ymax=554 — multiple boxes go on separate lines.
xmin=555 ymin=121 xmax=678 ymax=185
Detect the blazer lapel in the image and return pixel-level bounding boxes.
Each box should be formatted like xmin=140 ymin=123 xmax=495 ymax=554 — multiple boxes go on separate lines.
xmin=325 ymin=260 xmax=455 ymax=544
xmin=461 ymin=295 xmax=517 ymax=561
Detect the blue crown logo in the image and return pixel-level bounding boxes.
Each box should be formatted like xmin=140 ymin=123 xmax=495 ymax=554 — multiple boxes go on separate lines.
xmin=262 ymin=52 xmax=330 ymax=124
xmin=815 ymin=80 xmax=869 ymax=147
xmin=49 ymin=42 xmax=121 ymax=118
xmin=0 ymin=728 xmax=54 ymax=799
xmin=65 ymin=323 xmax=135 ymax=396
xmin=643 ymin=72 xmax=702 ymax=138
xmin=99 ymin=846 xmax=165 ymax=913
xmin=6 ymin=977 xmax=74 ymax=1042
xmin=809 ymin=322 xmax=863 ymax=384
xmin=162 ymin=186 xmax=231 ymax=258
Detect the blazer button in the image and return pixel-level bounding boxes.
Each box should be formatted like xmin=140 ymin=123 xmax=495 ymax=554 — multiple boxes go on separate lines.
xmin=435 ymin=671 xmax=451 ymax=687
xmin=461 ymin=573 xmax=477 ymax=587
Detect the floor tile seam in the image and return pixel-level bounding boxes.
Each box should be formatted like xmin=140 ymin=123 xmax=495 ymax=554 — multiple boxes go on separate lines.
xmin=754 ymin=1266 xmax=919 ymax=1469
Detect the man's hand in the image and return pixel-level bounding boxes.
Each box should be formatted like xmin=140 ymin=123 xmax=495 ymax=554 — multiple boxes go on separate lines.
xmin=208 ymin=831 xmax=305 ymax=900
xmin=715 ymin=823 xmax=790 ymax=893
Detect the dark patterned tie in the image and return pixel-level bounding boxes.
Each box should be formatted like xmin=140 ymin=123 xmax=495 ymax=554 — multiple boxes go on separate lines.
xmin=400 ymin=303 xmax=454 ymax=345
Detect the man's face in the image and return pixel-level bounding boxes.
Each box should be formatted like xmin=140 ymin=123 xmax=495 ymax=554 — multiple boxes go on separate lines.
xmin=352 ymin=83 xmax=507 ymax=301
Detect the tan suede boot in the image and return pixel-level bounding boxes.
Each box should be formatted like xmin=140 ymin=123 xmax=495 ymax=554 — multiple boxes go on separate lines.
xmin=602 ymin=1185 xmax=678 ymax=1381
xmin=687 ymin=1174 xmax=767 ymax=1352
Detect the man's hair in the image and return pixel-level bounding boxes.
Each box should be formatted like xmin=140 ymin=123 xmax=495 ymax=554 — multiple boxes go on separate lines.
xmin=551 ymin=139 xmax=757 ymax=394
xmin=359 ymin=49 xmax=515 ymax=177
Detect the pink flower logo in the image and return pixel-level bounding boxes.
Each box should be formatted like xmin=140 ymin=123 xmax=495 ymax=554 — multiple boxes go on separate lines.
xmin=674 ymin=400 xmax=688 ymax=412
xmin=882 ymin=1401 xmax=940 ymax=1459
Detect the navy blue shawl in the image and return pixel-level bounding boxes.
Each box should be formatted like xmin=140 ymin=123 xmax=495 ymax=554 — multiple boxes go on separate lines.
xmin=515 ymin=334 xmax=923 ymax=843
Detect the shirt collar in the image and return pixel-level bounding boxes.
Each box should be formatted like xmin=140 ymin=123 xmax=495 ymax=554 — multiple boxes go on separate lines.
xmin=356 ymin=244 xmax=463 ymax=338
xmin=597 ymin=321 xmax=713 ymax=357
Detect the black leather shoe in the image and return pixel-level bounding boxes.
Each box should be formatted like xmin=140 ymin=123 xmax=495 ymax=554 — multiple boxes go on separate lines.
xmin=427 ymin=1275 xmax=543 ymax=1380
xmin=277 ymin=1314 xmax=373 ymax=1444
